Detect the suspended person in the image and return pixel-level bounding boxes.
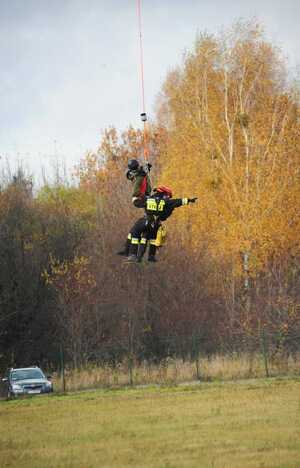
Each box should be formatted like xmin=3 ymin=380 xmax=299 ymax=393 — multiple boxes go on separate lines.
xmin=117 ymin=158 xmax=152 ymax=256
xmin=125 ymin=185 xmax=197 ymax=263
xmin=126 ymin=159 xmax=152 ymax=201
xmin=123 ymin=186 xmax=167 ymax=262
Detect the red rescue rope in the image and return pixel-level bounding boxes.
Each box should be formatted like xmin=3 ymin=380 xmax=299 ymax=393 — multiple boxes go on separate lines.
xmin=137 ymin=0 xmax=149 ymax=161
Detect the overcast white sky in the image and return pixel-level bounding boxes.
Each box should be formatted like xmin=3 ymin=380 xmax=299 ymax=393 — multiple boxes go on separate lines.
xmin=1 ymin=0 xmax=299 ymax=179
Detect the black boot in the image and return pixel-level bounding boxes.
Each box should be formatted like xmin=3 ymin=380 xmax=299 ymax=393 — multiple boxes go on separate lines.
xmin=148 ymin=244 xmax=157 ymax=262
xmin=125 ymin=241 xmax=139 ymax=262
xmin=117 ymin=238 xmax=131 ymax=256
xmin=148 ymin=256 xmax=157 ymax=262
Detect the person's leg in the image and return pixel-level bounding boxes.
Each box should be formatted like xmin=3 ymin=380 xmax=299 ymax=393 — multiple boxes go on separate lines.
xmin=147 ymin=221 xmax=160 ymax=262
xmin=127 ymin=218 xmax=147 ymax=261
xmin=148 ymin=241 xmax=157 ymax=261
xmin=117 ymin=233 xmax=132 ymax=256
xmin=137 ymin=236 xmax=148 ymax=261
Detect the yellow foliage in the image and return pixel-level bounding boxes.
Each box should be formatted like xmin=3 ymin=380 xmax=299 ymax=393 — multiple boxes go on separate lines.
xmin=43 ymin=254 xmax=96 ymax=304
xmin=157 ymin=22 xmax=300 ymax=278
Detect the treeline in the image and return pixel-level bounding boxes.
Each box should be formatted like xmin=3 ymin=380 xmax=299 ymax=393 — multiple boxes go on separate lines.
xmin=0 ymin=21 xmax=299 ymax=372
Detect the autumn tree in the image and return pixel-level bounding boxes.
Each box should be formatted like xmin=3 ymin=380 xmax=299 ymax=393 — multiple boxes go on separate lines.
xmin=156 ymin=20 xmax=300 ymax=351
xmin=0 ymin=171 xmax=57 ymax=369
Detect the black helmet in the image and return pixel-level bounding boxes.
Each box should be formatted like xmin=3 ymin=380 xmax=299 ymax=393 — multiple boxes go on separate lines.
xmin=128 ymin=159 xmax=139 ymax=171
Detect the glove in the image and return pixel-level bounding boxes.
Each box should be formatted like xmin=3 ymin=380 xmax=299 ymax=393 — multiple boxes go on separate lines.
xmin=126 ymin=169 xmax=135 ymax=181
xmin=188 ymin=197 xmax=198 ymax=203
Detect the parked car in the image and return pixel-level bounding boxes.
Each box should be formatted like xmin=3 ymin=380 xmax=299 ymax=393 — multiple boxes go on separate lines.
xmin=1 ymin=367 xmax=53 ymax=399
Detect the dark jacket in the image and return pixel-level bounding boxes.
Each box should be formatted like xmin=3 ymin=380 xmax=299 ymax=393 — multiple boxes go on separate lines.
xmin=133 ymin=195 xmax=191 ymax=221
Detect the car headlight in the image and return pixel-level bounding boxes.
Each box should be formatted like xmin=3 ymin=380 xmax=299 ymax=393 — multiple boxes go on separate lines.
xmin=45 ymin=381 xmax=52 ymax=388
xmin=12 ymin=384 xmax=23 ymax=392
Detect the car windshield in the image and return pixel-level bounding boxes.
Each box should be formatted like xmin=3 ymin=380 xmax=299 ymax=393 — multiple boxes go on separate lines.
xmin=11 ymin=369 xmax=44 ymax=381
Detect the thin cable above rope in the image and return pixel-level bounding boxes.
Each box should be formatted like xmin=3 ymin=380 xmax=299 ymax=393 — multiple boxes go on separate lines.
xmin=137 ymin=0 xmax=149 ymax=161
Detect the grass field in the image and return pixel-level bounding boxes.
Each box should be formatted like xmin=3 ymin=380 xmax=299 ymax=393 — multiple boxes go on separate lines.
xmin=0 ymin=378 xmax=299 ymax=468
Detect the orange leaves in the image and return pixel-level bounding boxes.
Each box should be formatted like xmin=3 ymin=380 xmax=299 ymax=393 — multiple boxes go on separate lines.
xmin=77 ymin=126 xmax=147 ymax=194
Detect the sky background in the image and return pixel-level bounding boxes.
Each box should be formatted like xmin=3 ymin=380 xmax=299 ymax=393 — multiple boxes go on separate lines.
xmin=1 ymin=0 xmax=299 ymax=181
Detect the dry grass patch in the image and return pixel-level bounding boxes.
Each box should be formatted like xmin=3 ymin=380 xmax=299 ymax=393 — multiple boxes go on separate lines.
xmin=52 ymin=353 xmax=300 ymax=392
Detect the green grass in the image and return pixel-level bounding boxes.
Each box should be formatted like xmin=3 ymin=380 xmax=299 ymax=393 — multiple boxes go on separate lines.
xmin=0 ymin=378 xmax=299 ymax=467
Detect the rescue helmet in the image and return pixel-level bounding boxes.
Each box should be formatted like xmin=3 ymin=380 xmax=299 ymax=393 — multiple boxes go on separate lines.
xmin=127 ymin=159 xmax=139 ymax=171
xmin=156 ymin=185 xmax=173 ymax=198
